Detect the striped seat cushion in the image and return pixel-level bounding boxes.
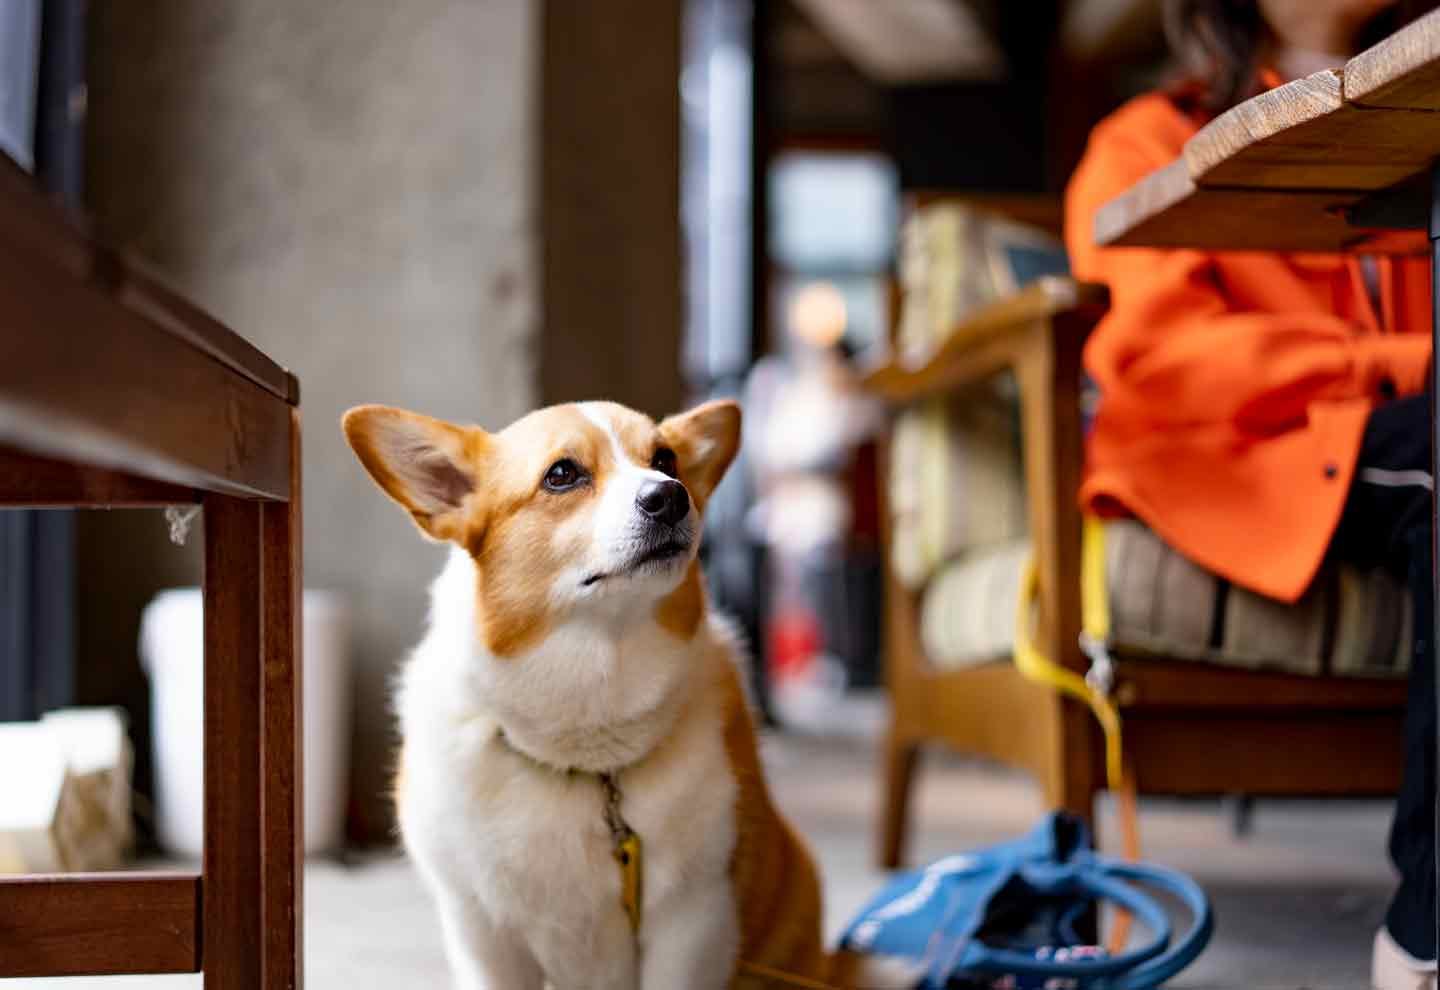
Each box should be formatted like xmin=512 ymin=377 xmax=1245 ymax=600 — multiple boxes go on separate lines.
xmin=919 ymin=519 xmax=1410 ymax=678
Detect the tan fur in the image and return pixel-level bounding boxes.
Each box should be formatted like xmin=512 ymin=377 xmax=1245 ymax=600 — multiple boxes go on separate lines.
xmin=654 ymin=559 xmax=704 ymax=639
xmin=719 ymin=661 xmax=828 ymax=982
xmin=470 ymin=407 xmax=610 ymax=655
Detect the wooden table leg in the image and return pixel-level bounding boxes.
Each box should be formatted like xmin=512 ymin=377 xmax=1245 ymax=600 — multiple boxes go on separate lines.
xmin=204 ymin=495 xmax=264 ymax=989
xmin=262 ymin=409 xmax=304 ymax=989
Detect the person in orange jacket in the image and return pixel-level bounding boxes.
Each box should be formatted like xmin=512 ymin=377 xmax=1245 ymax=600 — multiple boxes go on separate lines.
xmin=1065 ymin=1 xmax=1436 ymax=985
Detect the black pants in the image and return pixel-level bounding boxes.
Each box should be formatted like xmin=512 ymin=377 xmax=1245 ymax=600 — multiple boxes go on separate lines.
xmin=1330 ymin=393 xmax=1438 ymax=960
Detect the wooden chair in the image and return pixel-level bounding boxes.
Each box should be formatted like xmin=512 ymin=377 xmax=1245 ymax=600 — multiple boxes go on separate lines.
xmin=865 ymin=276 xmax=1408 ymax=868
xmin=0 ymin=159 xmax=303 ymax=985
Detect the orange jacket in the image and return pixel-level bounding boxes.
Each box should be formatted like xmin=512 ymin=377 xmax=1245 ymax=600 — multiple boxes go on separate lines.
xmin=1064 ymin=87 xmax=1432 ymax=603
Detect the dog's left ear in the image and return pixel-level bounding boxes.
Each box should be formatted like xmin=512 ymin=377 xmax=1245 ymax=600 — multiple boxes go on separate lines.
xmin=658 ymin=399 xmax=741 ymax=506
xmin=341 ymin=404 xmax=484 ymax=544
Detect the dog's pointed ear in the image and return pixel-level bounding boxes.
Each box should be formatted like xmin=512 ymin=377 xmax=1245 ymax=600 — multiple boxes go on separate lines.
xmin=658 ymin=400 xmax=741 ymax=506
xmin=342 ymin=405 xmax=484 ymax=543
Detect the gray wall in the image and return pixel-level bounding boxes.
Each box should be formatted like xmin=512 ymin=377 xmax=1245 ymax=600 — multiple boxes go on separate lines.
xmin=84 ymin=0 xmax=537 ymax=838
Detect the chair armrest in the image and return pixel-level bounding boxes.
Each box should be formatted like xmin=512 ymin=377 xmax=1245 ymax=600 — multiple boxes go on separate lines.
xmin=861 ymin=277 xmax=1107 ymax=405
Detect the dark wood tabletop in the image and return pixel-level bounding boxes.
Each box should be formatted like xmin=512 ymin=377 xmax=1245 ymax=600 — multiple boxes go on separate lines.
xmin=0 ymin=156 xmax=297 ymax=500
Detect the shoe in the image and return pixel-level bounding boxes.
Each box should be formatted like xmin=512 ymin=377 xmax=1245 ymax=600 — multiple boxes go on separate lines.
xmin=1374 ymin=927 xmax=1438 ymax=990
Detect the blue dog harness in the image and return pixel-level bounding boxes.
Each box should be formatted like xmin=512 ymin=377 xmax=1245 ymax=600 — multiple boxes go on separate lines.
xmin=839 ymin=814 xmax=1213 ymax=989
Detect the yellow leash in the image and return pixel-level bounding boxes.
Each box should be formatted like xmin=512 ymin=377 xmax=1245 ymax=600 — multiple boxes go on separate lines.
xmin=1014 ymin=516 xmax=1125 ymax=790
xmin=1014 ymin=515 xmax=1141 ymax=952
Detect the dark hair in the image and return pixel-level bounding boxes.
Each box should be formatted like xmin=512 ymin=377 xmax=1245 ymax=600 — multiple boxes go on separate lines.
xmin=1165 ymin=0 xmax=1434 ymax=112
xmin=1164 ymin=0 xmax=1263 ymax=112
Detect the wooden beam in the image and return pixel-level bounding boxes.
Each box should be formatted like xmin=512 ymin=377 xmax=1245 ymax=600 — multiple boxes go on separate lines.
xmin=1094 ymin=172 xmax=1418 ymax=252
xmin=204 ymin=496 xmax=265 ymax=988
xmin=261 ymin=409 xmax=305 ymax=989
xmin=0 ymin=157 xmax=293 ymax=499
xmin=0 ymin=443 xmax=198 ymax=506
xmin=118 ymin=257 xmax=299 ymax=406
xmin=1184 ymin=70 xmax=1344 ymax=185
xmin=1093 ymin=161 xmax=1428 ymax=253
xmin=0 ymin=158 xmax=295 ymax=405
xmin=1127 ymin=713 xmax=1402 ymax=795
xmin=0 ymin=872 xmax=200 ymax=977
xmin=1119 ymin=660 xmax=1408 ymax=710
xmin=540 ymin=0 xmax=683 ymax=415
xmin=1184 ymin=68 xmax=1440 ymax=191
xmin=1345 ymin=7 xmax=1440 ymax=110
xmin=0 ymin=232 xmax=291 ymax=499
xmin=1094 ymin=9 xmax=1440 ymax=250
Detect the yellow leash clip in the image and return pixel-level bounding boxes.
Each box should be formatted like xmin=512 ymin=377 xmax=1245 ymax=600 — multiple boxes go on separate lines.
xmin=600 ymin=772 xmax=644 ymax=935
xmin=1014 ymin=515 xmax=1125 ymax=793
xmin=615 ymin=831 xmax=644 ymax=935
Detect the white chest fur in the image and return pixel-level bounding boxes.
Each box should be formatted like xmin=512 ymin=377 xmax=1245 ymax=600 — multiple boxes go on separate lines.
xmin=394 ymin=549 xmax=741 ymax=990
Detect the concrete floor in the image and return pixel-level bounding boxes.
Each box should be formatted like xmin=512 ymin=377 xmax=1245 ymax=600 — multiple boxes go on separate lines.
xmin=12 ymin=733 xmax=1396 ymax=989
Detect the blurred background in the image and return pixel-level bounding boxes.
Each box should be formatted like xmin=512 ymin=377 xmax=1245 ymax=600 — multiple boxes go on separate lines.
xmin=0 ymin=2 xmax=1404 ymax=987
xmin=5 ymin=0 xmax=1176 ymax=849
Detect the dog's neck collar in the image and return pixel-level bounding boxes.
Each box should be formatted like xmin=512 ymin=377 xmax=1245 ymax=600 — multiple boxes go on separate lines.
xmin=493 ymin=726 xmax=644 ymax=934
xmin=492 ymin=725 xmax=638 ymax=778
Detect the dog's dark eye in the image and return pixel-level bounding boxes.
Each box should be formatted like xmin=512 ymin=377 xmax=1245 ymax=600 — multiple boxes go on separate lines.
xmin=543 ymin=458 xmax=583 ymax=491
xmin=651 ymin=447 xmax=678 ymax=479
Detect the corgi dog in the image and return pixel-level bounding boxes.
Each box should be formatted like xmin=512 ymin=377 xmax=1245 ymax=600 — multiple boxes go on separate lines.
xmin=342 ymin=399 xmax=831 ymax=990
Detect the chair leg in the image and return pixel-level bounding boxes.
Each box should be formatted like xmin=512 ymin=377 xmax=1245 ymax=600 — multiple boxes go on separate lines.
xmin=1052 ymin=771 xmax=1098 ymax=827
xmin=204 ymin=496 xmax=264 ymax=990
xmin=878 ymin=734 xmax=919 ymax=869
xmin=1226 ymin=794 xmax=1255 ymax=838
xmin=1045 ymin=700 xmax=1100 ymax=828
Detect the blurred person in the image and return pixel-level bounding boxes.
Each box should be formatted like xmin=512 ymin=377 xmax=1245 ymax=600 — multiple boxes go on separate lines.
xmin=744 ymin=282 xmax=882 ymax=730
xmin=1065 ymin=1 xmax=1437 ymax=986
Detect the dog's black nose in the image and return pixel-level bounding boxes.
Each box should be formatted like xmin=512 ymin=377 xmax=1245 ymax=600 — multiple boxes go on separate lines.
xmin=636 ymin=479 xmax=689 ymax=526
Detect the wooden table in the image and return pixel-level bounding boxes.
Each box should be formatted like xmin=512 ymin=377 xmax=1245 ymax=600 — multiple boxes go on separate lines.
xmin=1096 ymin=9 xmax=1440 ymax=253
xmin=0 ymin=158 xmax=303 ymax=988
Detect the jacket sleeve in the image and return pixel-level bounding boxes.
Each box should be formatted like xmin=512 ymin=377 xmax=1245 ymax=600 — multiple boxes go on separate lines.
xmin=1064 ymin=126 xmax=1431 ymax=434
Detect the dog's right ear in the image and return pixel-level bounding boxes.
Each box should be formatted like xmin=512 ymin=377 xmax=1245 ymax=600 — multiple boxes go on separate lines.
xmin=341 ymin=405 xmax=484 ymax=543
